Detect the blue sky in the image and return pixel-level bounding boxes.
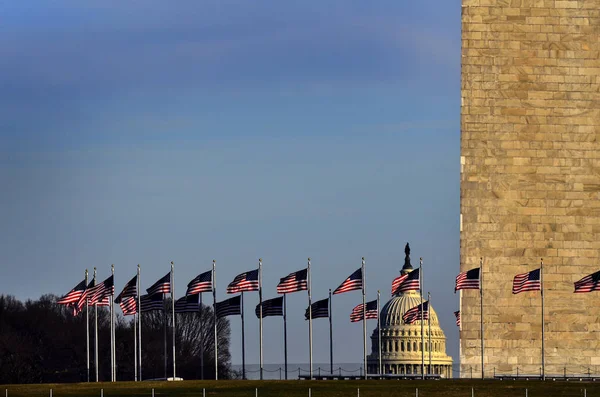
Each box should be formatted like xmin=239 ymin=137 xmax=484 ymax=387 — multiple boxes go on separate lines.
xmin=0 ymin=0 xmax=462 ymax=370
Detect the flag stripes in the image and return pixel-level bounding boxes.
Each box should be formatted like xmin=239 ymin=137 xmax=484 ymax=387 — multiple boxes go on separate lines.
xmin=118 ymin=296 xmax=137 ymax=316
xmin=512 ymin=269 xmax=541 ymax=294
xmin=394 ymin=268 xmax=420 ymax=294
xmin=216 ymin=296 xmax=241 ymax=318
xmin=277 ymin=269 xmax=308 ymax=294
xmin=115 ymin=275 xmax=137 ymax=303
xmin=74 ymin=280 xmax=95 ymax=314
xmin=455 ymin=268 xmax=480 ymax=292
xmin=88 ymin=275 xmax=115 ymax=305
xmin=402 ymin=301 xmax=429 ymax=324
xmin=255 ymin=296 xmax=284 ymax=318
xmin=175 ymin=294 xmax=200 ymax=313
xmin=454 ymin=310 xmax=460 ymax=327
xmin=305 ymin=298 xmax=329 ymax=320
xmin=574 ymin=270 xmax=600 ymax=293
xmin=57 ymin=279 xmax=87 ymax=305
xmin=333 ymin=268 xmax=362 ymax=295
xmin=349 ymin=300 xmax=378 ymax=322
xmin=186 ymin=270 xmax=212 ymax=295
xmin=227 ymin=270 xmax=259 ymax=294
xmin=391 ymin=274 xmax=408 ymax=296
xmin=146 ymin=273 xmax=171 ymax=295
xmin=140 ymin=294 xmax=164 ymax=312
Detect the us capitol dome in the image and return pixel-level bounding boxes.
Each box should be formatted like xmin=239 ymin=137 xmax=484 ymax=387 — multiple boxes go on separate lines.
xmin=367 ymin=243 xmax=453 ymax=377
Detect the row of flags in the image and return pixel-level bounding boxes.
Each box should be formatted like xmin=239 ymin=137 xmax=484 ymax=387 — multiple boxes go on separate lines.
xmin=454 ymin=267 xmax=600 ymax=294
xmin=454 ymin=260 xmax=600 ymax=380
xmin=56 ymin=256 xmax=432 ymax=382
xmin=57 ymin=262 xmax=446 ymax=332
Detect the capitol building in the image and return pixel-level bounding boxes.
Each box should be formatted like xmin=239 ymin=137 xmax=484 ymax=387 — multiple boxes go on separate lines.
xmin=367 ymin=244 xmax=453 ymax=377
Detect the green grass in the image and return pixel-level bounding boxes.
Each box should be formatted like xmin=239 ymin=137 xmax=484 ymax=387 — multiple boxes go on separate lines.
xmin=0 ymin=379 xmax=597 ymax=397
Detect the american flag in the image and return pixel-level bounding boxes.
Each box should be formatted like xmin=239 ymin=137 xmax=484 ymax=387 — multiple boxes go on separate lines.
xmin=454 ymin=310 xmax=460 ymax=327
xmin=574 ymin=270 xmax=600 ymax=293
xmin=455 ymin=268 xmax=480 ymax=292
xmin=512 ymin=268 xmax=541 ymax=294
xmin=277 ymin=269 xmax=308 ymax=294
xmin=74 ymin=280 xmax=96 ymax=314
xmin=140 ymin=294 xmax=165 ymax=312
xmin=57 ymin=279 xmax=87 ymax=305
xmin=305 ymin=298 xmax=329 ymax=320
xmin=88 ymin=275 xmax=115 ymax=306
xmin=215 ymin=296 xmax=241 ymax=318
xmin=115 ymin=275 xmax=137 ymax=303
xmin=391 ymin=274 xmax=408 ymax=296
xmin=255 ymin=296 xmax=284 ymax=318
xmin=402 ymin=301 xmax=429 ymax=324
xmin=333 ymin=268 xmax=362 ymax=295
xmin=175 ymin=294 xmax=200 ymax=313
xmin=349 ymin=300 xmax=378 ymax=322
xmin=186 ymin=270 xmax=212 ymax=295
xmin=146 ymin=273 xmax=171 ymax=295
xmin=117 ymin=296 xmax=137 ymax=316
xmin=96 ymin=295 xmax=111 ymax=307
xmin=394 ymin=268 xmax=420 ymax=294
xmin=226 ymin=269 xmax=259 ymax=294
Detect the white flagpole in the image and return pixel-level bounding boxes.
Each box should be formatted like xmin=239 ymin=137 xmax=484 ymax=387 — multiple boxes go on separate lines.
xmin=362 ymin=257 xmax=367 ymax=380
xmin=200 ymin=291 xmax=204 ymax=380
xmin=137 ymin=264 xmax=142 ymax=381
xmin=308 ymin=258 xmax=313 ymax=380
xmin=111 ymin=264 xmax=115 ymax=382
xmin=377 ymin=290 xmax=381 ymax=375
xmin=480 ymin=257 xmax=484 ymax=379
xmin=241 ymin=291 xmax=246 ymax=380
xmin=212 ymin=260 xmax=218 ymax=380
xmin=420 ymin=258 xmax=424 ymax=379
xmin=329 ymin=288 xmax=333 ymax=375
xmin=541 ymin=258 xmax=545 ymax=381
xmin=259 ymin=258 xmax=263 ymax=380
xmin=428 ymin=292 xmax=432 ymax=375
xmin=94 ymin=267 xmax=98 ymax=383
xmin=171 ymin=261 xmax=176 ymax=380
xmin=283 ymin=293 xmax=288 ymax=380
xmin=85 ymin=269 xmax=90 ymax=383
xmin=134 ymin=312 xmax=137 ymax=381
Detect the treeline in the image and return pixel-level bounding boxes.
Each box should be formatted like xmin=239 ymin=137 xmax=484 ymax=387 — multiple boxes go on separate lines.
xmin=0 ymin=294 xmax=235 ymax=384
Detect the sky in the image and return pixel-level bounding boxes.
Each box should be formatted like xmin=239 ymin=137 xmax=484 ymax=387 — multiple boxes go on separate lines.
xmin=0 ymin=0 xmax=462 ymax=371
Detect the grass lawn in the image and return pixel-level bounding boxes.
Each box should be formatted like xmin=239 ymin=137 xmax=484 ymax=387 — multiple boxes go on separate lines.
xmin=0 ymin=379 xmax=597 ymax=397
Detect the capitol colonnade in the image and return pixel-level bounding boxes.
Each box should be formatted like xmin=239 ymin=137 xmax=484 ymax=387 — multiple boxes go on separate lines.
xmin=367 ymin=245 xmax=453 ymax=377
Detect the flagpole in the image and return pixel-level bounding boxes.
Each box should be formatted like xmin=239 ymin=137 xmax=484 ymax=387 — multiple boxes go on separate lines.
xmin=378 ymin=290 xmax=381 ymax=376
xmin=420 ymin=257 xmax=424 ymax=380
xmin=134 ymin=312 xmax=137 ymax=381
xmin=329 ymin=288 xmax=333 ymax=376
xmin=171 ymin=261 xmax=176 ymax=380
xmin=163 ymin=291 xmax=167 ymax=379
xmin=213 ymin=260 xmax=218 ymax=380
xmin=480 ymin=257 xmax=484 ymax=379
xmin=259 ymin=258 xmax=263 ymax=381
xmin=94 ymin=267 xmax=99 ymax=383
xmin=200 ymin=291 xmax=204 ymax=380
xmin=137 ymin=264 xmax=142 ymax=381
xmin=308 ymin=258 xmax=313 ymax=380
xmin=428 ymin=292 xmax=431 ymax=375
xmin=241 ymin=291 xmax=246 ymax=380
xmin=111 ymin=264 xmax=115 ymax=382
xmin=362 ymin=257 xmax=367 ymax=380
xmin=283 ymin=293 xmax=288 ymax=380
xmin=541 ymin=258 xmax=545 ymax=381
xmin=85 ymin=269 xmax=90 ymax=383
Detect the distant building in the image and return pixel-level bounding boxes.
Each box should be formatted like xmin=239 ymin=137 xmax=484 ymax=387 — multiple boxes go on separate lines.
xmin=367 ymin=244 xmax=453 ymax=377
